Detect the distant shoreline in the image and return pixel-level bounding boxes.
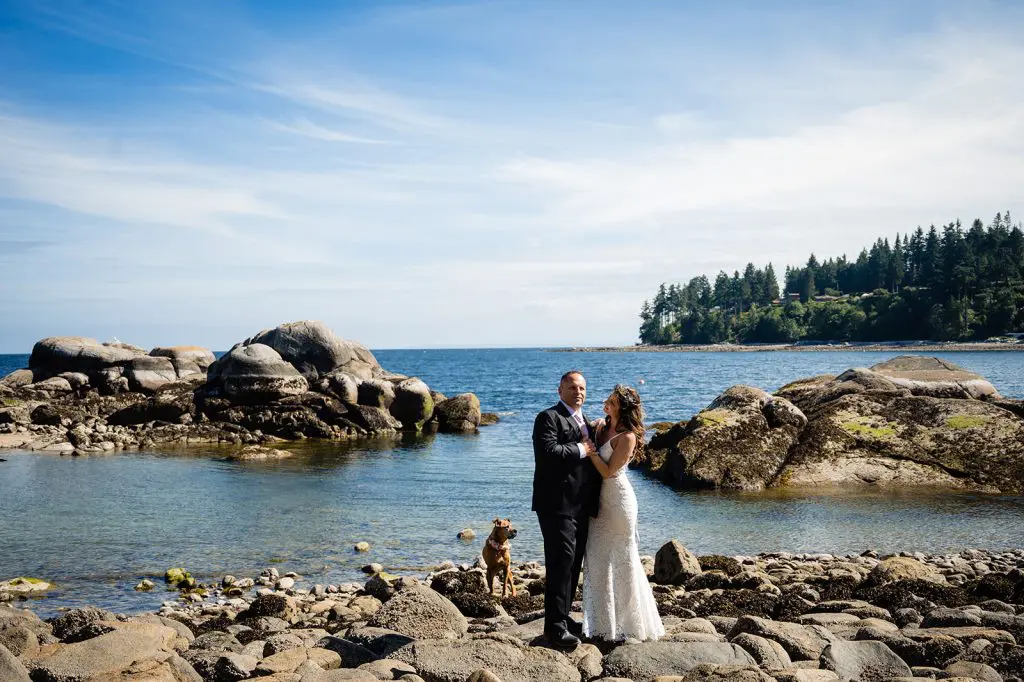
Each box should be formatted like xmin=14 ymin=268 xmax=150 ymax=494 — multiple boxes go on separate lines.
xmin=555 ymin=341 xmax=1024 ymax=353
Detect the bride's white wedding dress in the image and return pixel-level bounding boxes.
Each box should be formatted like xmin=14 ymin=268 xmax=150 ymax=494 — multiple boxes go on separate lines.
xmin=582 ymin=434 xmax=665 ymax=642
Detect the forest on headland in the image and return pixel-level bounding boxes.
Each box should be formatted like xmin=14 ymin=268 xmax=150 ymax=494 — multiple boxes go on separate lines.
xmin=639 ymin=212 xmax=1024 ymax=344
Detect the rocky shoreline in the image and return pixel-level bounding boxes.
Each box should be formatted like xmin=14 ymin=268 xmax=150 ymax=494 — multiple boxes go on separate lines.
xmin=558 ymin=341 xmax=1024 ymax=353
xmin=3 ymin=543 xmax=1024 ymax=681
xmin=0 ymin=321 xmax=492 ymax=457
xmin=639 ymin=356 xmax=1024 ymax=495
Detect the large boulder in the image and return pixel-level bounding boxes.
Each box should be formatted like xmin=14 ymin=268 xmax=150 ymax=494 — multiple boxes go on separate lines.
xmin=944 ymin=660 xmax=1005 ymax=682
xmin=203 ymin=391 xmax=350 ymax=439
xmin=0 ymin=643 xmax=30 ymax=682
xmin=871 ymin=356 xmax=1002 ymax=400
xmin=240 ymin=593 xmax=299 ymax=621
xmin=366 ymin=584 xmax=468 ymax=640
xmin=96 ymin=367 xmax=130 ymax=395
xmin=777 ymin=392 xmax=1024 ymax=492
xmin=106 ymin=378 xmax=200 ymax=425
xmin=655 ymin=540 xmax=703 ymax=585
xmin=23 ymin=621 xmax=183 ymax=681
xmin=314 ymin=635 xmax=378 ymax=667
xmin=322 ymin=371 xmax=360 ymax=404
xmin=57 ymin=372 xmax=89 ymax=390
xmin=344 ymin=626 xmax=414 ymax=657
xmin=730 ymin=633 xmax=792 ymax=670
xmin=654 ymin=386 xmax=806 ymax=491
xmin=50 ymin=607 xmax=117 ymax=642
xmin=754 ymin=374 xmax=834 ymax=407
xmin=246 ymin=320 xmax=381 ymax=382
xmin=347 ymin=404 xmax=402 ymax=433
xmin=600 ymin=641 xmax=757 ymax=682
xmin=390 ymin=378 xmax=434 ymax=431
xmin=206 ymin=344 xmax=308 ymax=404
xmin=14 ymin=340 xmax=214 ymax=398
xmin=727 ymin=615 xmax=835 ymax=661
xmin=819 ymin=640 xmax=912 ymax=680
xmin=388 ymin=634 xmax=581 ymax=682
xmin=785 ymin=368 xmax=910 ymax=414
xmin=28 ymin=336 xmax=146 ymax=376
xmin=124 ymin=356 xmax=179 ymax=393
xmin=0 ymin=404 xmax=31 ymax=427
xmin=0 ymin=627 xmax=35 ymax=659
xmin=29 ymin=377 xmax=73 ymax=394
xmin=434 ymin=393 xmax=482 ymax=433
xmin=866 ymin=557 xmax=946 ymax=586
xmin=358 ymin=379 xmax=396 ymax=409
xmin=150 ymin=346 xmax=217 ymax=370
xmin=0 ymin=369 xmax=37 ymax=388
xmin=0 ymin=607 xmax=52 ymax=643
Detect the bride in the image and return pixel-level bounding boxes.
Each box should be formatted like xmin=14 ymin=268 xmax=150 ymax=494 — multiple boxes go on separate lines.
xmin=582 ymin=384 xmax=665 ymax=642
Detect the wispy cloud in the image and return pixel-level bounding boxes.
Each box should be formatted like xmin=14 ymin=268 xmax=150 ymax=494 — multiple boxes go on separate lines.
xmin=268 ymin=118 xmax=391 ymax=145
xmin=501 ymin=31 xmax=1024 ymax=231
xmin=0 ymin=1 xmax=1022 ymax=351
xmin=253 ymin=83 xmax=454 ymax=133
xmin=0 ymin=112 xmax=287 ymax=236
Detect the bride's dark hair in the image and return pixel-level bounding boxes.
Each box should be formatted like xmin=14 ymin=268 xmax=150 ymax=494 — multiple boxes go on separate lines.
xmin=611 ymin=384 xmax=645 ymax=459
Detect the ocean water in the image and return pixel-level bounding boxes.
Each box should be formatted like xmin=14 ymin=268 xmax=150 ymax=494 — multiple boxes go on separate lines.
xmin=1 ymin=349 xmax=1023 ymax=617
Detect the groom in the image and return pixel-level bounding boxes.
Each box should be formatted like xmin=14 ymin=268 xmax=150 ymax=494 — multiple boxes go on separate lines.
xmin=532 ymin=369 xmax=602 ymax=648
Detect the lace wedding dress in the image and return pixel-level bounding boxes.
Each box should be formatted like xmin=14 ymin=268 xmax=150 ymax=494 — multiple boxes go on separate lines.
xmin=582 ymin=435 xmax=665 ymax=641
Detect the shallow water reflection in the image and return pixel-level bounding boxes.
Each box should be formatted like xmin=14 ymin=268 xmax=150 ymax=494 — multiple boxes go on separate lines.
xmin=2 ymin=441 xmax=1021 ymax=618
xmin=1 ymin=348 xmax=1022 ymax=616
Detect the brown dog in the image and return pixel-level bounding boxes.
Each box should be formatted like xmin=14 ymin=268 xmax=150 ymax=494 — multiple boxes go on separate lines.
xmin=482 ymin=517 xmax=518 ymax=598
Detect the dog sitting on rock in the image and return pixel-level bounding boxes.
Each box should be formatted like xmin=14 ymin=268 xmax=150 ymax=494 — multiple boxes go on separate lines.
xmin=482 ymin=517 xmax=518 ymax=597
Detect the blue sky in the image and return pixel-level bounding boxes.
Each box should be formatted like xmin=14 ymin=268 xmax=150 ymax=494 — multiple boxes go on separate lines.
xmin=1 ymin=0 xmax=1023 ymax=352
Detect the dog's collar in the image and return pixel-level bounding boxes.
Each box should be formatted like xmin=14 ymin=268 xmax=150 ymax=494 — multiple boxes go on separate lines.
xmin=487 ymin=537 xmax=510 ymax=552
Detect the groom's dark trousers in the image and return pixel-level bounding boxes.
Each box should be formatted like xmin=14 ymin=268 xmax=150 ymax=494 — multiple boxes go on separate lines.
xmin=532 ymin=403 xmax=601 ymax=636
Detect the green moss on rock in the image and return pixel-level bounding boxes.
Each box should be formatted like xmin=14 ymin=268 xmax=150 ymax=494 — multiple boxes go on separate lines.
xmin=0 ymin=576 xmax=52 ymax=593
xmin=164 ymin=567 xmax=195 ymax=589
xmin=841 ymin=418 xmax=898 ymax=438
xmin=695 ymin=409 xmax=731 ymax=428
xmin=945 ymin=415 xmax=989 ymax=429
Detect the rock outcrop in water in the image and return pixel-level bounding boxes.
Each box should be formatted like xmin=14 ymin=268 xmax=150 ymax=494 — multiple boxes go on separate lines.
xmin=642 ymin=356 xmax=1024 ymax=494
xmin=0 ymin=321 xmax=489 ymax=454
xmin=3 ymin=544 xmax=1024 ymax=681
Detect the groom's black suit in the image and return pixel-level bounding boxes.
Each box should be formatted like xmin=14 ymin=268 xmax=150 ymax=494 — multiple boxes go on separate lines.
xmin=532 ymin=402 xmax=602 ymax=637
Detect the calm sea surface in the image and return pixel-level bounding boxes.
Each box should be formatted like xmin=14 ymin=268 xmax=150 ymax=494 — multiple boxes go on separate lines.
xmin=1 ymin=349 xmax=1022 ymax=617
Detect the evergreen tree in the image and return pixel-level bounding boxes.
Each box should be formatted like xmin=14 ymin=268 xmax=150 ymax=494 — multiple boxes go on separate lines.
xmin=908 ymin=227 xmax=925 ymax=285
xmin=691 ymin=275 xmax=713 ymax=308
xmin=888 ymin=235 xmax=906 ymax=292
xmin=741 ymin=264 xmax=756 ymax=311
xmin=712 ymin=271 xmax=731 ymax=309
xmin=765 ymin=263 xmax=780 ymax=301
xmin=639 ymin=211 xmax=1024 ymax=344
xmin=922 ymin=226 xmax=942 ymax=293
xmin=653 ymin=283 xmax=668 ymax=325
xmin=639 ymin=300 xmax=657 ymax=343
xmin=800 ymin=266 xmax=816 ymax=303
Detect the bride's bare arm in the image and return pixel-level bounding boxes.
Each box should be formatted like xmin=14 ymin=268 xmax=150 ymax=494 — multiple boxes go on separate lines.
xmin=588 ymin=432 xmax=636 ymax=479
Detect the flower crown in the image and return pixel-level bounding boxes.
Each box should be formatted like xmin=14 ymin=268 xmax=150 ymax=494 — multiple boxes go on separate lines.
xmin=614 ymin=384 xmax=640 ymax=408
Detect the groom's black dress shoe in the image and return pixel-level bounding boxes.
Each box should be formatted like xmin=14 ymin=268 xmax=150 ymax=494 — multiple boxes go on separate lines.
xmin=544 ymin=629 xmax=580 ymax=649
xmin=565 ymin=619 xmax=583 ymax=636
